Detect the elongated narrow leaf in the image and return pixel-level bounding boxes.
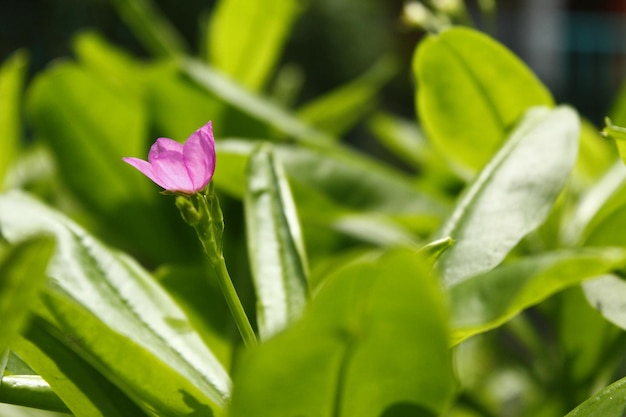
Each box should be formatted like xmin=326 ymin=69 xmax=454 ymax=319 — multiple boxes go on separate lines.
xmin=228 ymin=248 xmax=454 ymax=417
xmin=449 ymin=248 xmax=626 ymax=344
xmin=0 ymin=50 xmax=27 ymax=186
xmin=0 ymin=191 xmax=230 ymax=416
xmin=244 ymin=145 xmax=309 ymax=340
xmin=564 ymin=376 xmax=626 ymax=417
xmin=582 ymin=274 xmax=626 ymax=331
xmin=109 ymin=0 xmax=188 ymax=58
xmin=297 ymin=58 xmax=397 ymax=136
xmin=0 ymin=375 xmax=68 ymax=414
xmin=436 ymin=106 xmax=579 ymax=286
xmin=414 ymin=27 xmax=553 ymax=172
xmin=208 ymin=0 xmax=300 ymax=91
xmin=183 ymin=59 xmax=334 ymax=144
xmin=0 ymin=237 xmax=54 ymax=355
xmin=12 ymin=317 xmax=148 ymax=417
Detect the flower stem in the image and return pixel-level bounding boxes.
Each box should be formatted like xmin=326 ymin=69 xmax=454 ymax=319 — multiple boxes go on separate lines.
xmin=177 ymin=185 xmax=257 ymax=347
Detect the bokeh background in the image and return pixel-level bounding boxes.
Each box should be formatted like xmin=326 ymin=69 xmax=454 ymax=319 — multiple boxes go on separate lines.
xmin=1 ymin=0 xmax=626 ymax=126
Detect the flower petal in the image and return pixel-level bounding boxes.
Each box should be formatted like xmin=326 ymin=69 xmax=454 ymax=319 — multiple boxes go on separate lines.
xmin=122 ymin=157 xmax=169 ymax=188
xmin=151 ymin=150 xmax=195 ymax=192
xmin=182 ymin=122 xmax=216 ymax=191
xmin=148 ymin=138 xmax=184 ymax=163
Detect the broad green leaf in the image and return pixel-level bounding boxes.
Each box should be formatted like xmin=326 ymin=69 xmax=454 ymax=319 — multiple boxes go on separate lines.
xmin=449 ymin=248 xmax=626 ymax=344
xmin=208 ymin=0 xmax=300 ymax=91
xmin=435 ymin=106 xmax=580 ymax=286
xmin=414 ymin=27 xmax=553 ymax=172
xmin=108 ymin=0 xmax=188 ymax=58
xmin=582 ymin=274 xmax=626 ymax=331
xmin=564 ymin=375 xmax=626 ymax=417
xmin=0 ymin=237 xmax=54 ymax=355
xmin=244 ymin=145 xmax=309 ymax=340
xmin=0 ymin=375 xmax=68 ymax=414
xmin=0 ymin=50 xmax=27 ymax=187
xmin=228 ymin=248 xmax=454 ymax=417
xmin=602 ymin=118 xmax=626 ymax=167
xmin=573 ymin=118 xmax=616 ymax=185
xmin=13 ymin=316 xmax=148 ymax=416
xmin=182 ymin=59 xmax=334 ymax=144
xmin=297 ymin=58 xmax=397 ymax=136
xmin=0 ymin=191 xmax=230 ymax=416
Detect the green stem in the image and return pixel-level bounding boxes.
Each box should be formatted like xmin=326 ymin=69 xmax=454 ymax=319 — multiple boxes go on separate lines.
xmin=212 ymin=255 xmax=258 ymax=347
xmin=177 ymin=187 xmax=257 ymax=347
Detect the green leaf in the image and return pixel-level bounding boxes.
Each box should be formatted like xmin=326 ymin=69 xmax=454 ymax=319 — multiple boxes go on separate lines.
xmin=108 ymin=0 xmax=188 ymax=58
xmin=0 ymin=237 xmax=54 ymax=356
xmin=208 ymin=0 xmax=300 ymax=91
xmin=564 ymin=376 xmax=626 ymax=417
xmin=11 ymin=316 xmax=149 ymax=416
xmin=182 ymin=59 xmax=334 ymax=144
xmin=582 ymin=274 xmax=626 ymax=331
xmin=228 ymin=248 xmax=454 ymax=417
xmin=0 ymin=50 xmax=28 ymax=187
xmin=414 ymin=27 xmax=553 ymax=172
xmin=0 ymin=191 xmax=230 ymax=416
xmin=297 ymin=58 xmax=397 ymax=136
xmin=0 ymin=374 xmax=69 ymax=414
xmin=449 ymin=248 xmax=626 ymax=344
xmin=216 ymin=139 xmax=447 ymax=234
xmin=435 ymin=106 xmax=580 ymax=286
xmin=244 ymin=145 xmax=309 ymax=340
xmin=602 ymin=118 xmax=626 ymax=167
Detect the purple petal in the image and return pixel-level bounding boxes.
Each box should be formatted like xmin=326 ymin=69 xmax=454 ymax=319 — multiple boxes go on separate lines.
xmin=182 ymin=121 xmax=216 ymax=191
xmin=150 ymin=150 xmax=195 ymax=192
xmin=148 ymin=138 xmax=184 ymax=163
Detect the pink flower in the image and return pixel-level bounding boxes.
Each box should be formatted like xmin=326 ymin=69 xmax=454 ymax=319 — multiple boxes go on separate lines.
xmin=123 ymin=121 xmax=216 ymax=194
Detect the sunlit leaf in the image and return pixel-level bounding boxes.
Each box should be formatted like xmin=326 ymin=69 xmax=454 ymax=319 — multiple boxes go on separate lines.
xmin=564 ymin=375 xmax=626 ymax=417
xmin=436 ymin=106 xmax=579 ymax=286
xmin=208 ymin=0 xmax=300 ymax=91
xmin=0 ymin=191 xmax=230 ymax=416
xmin=244 ymin=145 xmax=309 ymax=340
xmin=228 ymin=248 xmax=454 ymax=417
xmin=414 ymin=27 xmax=553 ymax=173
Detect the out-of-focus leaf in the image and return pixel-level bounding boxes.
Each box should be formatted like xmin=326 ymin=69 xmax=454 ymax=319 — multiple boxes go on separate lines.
xmin=414 ymin=27 xmax=553 ymax=173
xmin=13 ymin=317 xmax=148 ymax=416
xmin=602 ymin=118 xmax=626 ymax=168
xmin=449 ymin=248 xmax=626 ymax=344
xmin=0 ymin=50 xmax=27 ymax=187
xmin=0 ymin=191 xmax=230 ymax=416
xmin=574 ymin=118 xmax=616 ymax=185
xmin=608 ymin=76 xmax=626 ymax=127
xmin=332 ymin=214 xmax=420 ymax=247
xmin=244 ymin=145 xmax=309 ymax=340
xmin=563 ymin=375 xmax=626 ymax=417
xmin=228 ymin=248 xmax=454 ymax=417
xmin=0 ymin=237 xmax=54 ymax=355
xmin=435 ymin=106 xmax=579 ymax=286
xmin=419 ymin=237 xmax=454 ymax=263
xmin=582 ymin=274 xmax=626 ymax=331
xmin=208 ymin=0 xmax=300 ymax=91
xmin=216 ymin=139 xmax=447 ymax=234
xmin=297 ymin=58 xmax=397 ymax=136
xmin=109 ymin=0 xmax=188 ymax=58
xmin=0 ymin=375 xmax=69 ymax=414
xmin=183 ymin=59 xmax=334 ymax=144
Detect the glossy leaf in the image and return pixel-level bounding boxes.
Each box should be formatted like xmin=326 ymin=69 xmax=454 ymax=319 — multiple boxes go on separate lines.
xmin=0 ymin=50 xmax=27 ymax=186
xmin=13 ymin=316 xmax=148 ymax=416
xmin=564 ymin=376 xmax=626 ymax=417
xmin=208 ymin=0 xmax=300 ymax=91
xmin=449 ymin=248 xmax=626 ymax=344
xmin=436 ymin=106 xmax=579 ymax=286
xmin=244 ymin=145 xmax=309 ymax=340
xmin=0 ymin=237 xmax=54 ymax=355
xmin=0 ymin=191 xmax=230 ymax=416
xmin=297 ymin=58 xmax=397 ymax=136
xmin=414 ymin=27 xmax=553 ymax=172
xmin=228 ymin=248 xmax=454 ymax=417
xmin=0 ymin=375 xmax=68 ymax=414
